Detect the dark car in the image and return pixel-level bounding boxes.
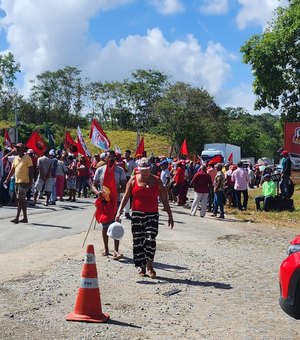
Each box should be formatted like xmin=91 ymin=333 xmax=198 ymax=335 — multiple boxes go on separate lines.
xmin=279 ymin=235 xmax=300 ymax=318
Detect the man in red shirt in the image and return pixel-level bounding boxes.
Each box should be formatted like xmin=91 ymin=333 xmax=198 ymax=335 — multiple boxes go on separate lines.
xmin=190 ymin=165 xmax=212 ymax=217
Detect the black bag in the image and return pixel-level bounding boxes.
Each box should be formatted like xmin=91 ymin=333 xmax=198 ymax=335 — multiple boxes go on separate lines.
xmin=269 ymin=195 xmax=295 ymax=212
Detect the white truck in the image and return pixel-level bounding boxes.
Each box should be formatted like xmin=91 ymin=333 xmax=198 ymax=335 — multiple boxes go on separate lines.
xmin=201 ymin=143 xmax=241 ymax=164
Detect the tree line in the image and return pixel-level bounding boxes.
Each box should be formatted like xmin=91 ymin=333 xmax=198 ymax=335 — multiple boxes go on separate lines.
xmin=0 ymin=1 xmax=298 ymax=160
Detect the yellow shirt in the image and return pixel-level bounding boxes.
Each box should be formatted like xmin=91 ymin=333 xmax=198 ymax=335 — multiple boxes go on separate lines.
xmin=13 ymin=154 xmax=33 ymax=183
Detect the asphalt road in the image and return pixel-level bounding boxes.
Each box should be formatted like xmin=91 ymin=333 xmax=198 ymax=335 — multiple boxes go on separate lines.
xmin=0 ymin=199 xmax=95 ymax=253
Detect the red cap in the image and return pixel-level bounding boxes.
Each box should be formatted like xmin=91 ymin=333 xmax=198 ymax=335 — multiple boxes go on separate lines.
xmin=280 ymin=150 xmax=289 ymax=156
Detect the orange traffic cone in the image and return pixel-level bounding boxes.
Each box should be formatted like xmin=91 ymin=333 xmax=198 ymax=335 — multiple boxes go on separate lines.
xmin=66 ymin=244 xmax=110 ymax=323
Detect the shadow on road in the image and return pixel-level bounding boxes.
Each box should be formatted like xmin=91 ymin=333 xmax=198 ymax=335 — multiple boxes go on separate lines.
xmin=107 ymin=319 xmax=142 ymax=329
xmin=137 ymin=276 xmax=232 ymax=289
xmin=31 ymin=223 xmax=71 ymax=229
xmin=157 ymin=276 xmax=232 ymax=289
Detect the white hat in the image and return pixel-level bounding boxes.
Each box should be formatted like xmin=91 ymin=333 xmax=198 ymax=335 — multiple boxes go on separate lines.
xmin=49 ymin=149 xmax=56 ymax=156
xmin=106 ymin=222 xmax=124 ymax=240
xmin=100 ymin=152 xmax=106 ymax=159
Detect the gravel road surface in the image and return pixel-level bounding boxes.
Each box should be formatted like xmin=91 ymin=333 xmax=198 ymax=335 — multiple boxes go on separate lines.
xmin=0 ymin=198 xmax=299 ymax=339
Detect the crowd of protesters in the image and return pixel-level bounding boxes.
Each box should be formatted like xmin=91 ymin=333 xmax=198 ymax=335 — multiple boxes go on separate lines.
xmin=0 ymin=143 xmax=293 ymax=278
xmin=0 ymin=144 xmax=291 ymax=218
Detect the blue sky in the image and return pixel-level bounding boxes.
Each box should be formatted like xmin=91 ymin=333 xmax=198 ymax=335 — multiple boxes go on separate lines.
xmin=0 ymin=0 xmax=288 ymax=114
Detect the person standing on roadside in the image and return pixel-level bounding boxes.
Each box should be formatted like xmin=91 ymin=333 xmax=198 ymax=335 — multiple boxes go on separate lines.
xmin=279 ymin=150 xmax=292 ymax=198
xmin=232 ymin=161 xmax=249 ymax=211
xmin=123 ymin=149 xmax=137 ymax=219
xmin=212 ymin=163 xmax=225 ymax=219
xmin=3 ymin=143 xmax=33 ymax=223
xmin=190 ymin=165 xmax=212 ymax=217
xmin=115 ymin=158 xmax=174 ymax=278
xmin=49 ymin=149 xmax=58 ymax=205
xmin=55 ymin=154 xmax=67 ymax=201
xmin=33 ymin=149 xmax=53 ymax=206
xmin=207 ymin=164 xmax=217 ymax=212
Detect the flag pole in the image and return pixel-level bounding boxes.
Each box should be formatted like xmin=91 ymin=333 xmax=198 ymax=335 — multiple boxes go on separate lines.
xmin=82 ymin=213 xmax=96 ymax=248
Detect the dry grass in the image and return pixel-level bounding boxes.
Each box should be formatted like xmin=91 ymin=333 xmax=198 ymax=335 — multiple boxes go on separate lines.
xmin=227 ymin=185 xmax=300 ymax=228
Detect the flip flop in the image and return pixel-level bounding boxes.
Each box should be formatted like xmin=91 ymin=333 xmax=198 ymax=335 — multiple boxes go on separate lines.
xmin=147 ymin=268 xmax=157 ymax=279
xmin=137 ymin=267 xmax=146 ymax=277
xmin=113 ymin=253 xmax=124 ymax=261
xmin=101 ymin=250 xmax=109 ymax=256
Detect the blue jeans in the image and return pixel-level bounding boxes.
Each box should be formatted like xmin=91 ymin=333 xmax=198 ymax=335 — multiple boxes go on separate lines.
xmin=213 ymin=191 xmax=224 ymax=216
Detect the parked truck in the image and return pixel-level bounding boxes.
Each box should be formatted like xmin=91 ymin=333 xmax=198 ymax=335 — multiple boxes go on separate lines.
xmin=201 ymin=143 xmax=241 ymax=164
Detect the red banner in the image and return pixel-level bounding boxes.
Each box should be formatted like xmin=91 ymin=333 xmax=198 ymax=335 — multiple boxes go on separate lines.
xmin=135 ymin=137 xmax=145 ymax=157
xmin=95 ymin=164 xmax=117 ymax=224
xmin=284 ymin=122 xmax=300 ymax=155
xmin=26 ymin=130 xmax=47 ymax=156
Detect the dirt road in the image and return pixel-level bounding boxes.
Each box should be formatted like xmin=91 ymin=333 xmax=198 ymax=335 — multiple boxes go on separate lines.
xmin=0 ymin=201 xmax=299 ymax=339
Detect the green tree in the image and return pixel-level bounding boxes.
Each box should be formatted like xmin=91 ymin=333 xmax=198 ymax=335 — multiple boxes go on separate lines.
xmin=0 ymin=52 xmax=21 ymax=121
xmin=241 ymin=0 xmax=300 ymax=121
xmin=29 ymin=66 xmax=86 ymax=127
xmin=153 ymin=82 xmax=227 ymax=154
xmin=225 ymin=107 xmax=283 ymax=159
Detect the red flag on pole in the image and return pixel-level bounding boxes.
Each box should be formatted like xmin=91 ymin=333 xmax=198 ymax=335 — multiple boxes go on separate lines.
xmin=76 ymin=135 xmax=91 ymax=168
xmin=179 ymin=138 xmax=190 ymax=159
xmin=94 ymin=164 xmax=117 ymax=224
xmin=64 ymin=131 xmax=78 ymax=155
xmin=3 ymin=129 xmax=12 ymax=148
xmin=135 ymin=137 xmax=145 ymax=157
xmin=26 ymin=130 xmax=47 ymax=156
xmin=207 ymin=154 xmax=223 ymax=166
xmin=227 ymin=152 xmax=233 ymax=163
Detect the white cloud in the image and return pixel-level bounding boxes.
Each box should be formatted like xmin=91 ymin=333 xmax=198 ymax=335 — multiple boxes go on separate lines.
xmin=216 ymin=83 xmax=264 ymax=114
xmin=199 ymin=0 xmax=229 ymax=15
xmin=0 ymin=1 xmax=232 ymax=98
xmin=236 ymin=0 xmax=289 ymax=29
xmin=150 ymin=0 xmax=185 ymax=15
xmin=85 ymin=29 xmax=232 ymax=95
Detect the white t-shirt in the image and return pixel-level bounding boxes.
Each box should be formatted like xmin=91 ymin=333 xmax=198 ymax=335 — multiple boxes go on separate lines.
xmin=160 ymin=168 xmax=171 ymax=186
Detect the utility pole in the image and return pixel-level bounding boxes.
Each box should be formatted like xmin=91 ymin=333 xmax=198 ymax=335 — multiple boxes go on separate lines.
xmin=14 ymin=100 xmax=18 ymax=144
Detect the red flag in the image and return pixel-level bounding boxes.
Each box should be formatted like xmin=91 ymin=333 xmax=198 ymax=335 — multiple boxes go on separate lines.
xmin=94 ymin=164 xmax=117 ymax=224
xmin=179 ymin=138 xmax=190 ymax=159
xmin=207 ymin=154 xmax=223 ymax=166
xmin=89 ymin=119 xmax=110 ymax=150
xmin=135 ymin=137 xmax=145 ymax=157
xmin=227 ymin=152 xmax=233 ymax=163
xmin=26 ymin=130 xmax=47 ymax=156
xmin=76 ymin=135 xmax=91 ymax=168
xmin=3 ymin=129 xmax=12 ymax=148
xmin=64 ymin=131 xmax=78 ymax=154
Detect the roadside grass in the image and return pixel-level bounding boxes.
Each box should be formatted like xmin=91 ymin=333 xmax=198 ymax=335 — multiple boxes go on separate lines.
xmin=227 ymin=185 xmax=300 ymax=229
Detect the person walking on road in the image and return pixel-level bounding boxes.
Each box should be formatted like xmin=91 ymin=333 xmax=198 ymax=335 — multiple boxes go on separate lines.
xmin=3 ymin=143 xmax=33 ymax=223
xmin=92 ymin=150 xmax=127 ymax=260
xmin=190 ymin=165 xmax=212 ymax=217
xmin=115 ymin=157 xmax=174 ymax=278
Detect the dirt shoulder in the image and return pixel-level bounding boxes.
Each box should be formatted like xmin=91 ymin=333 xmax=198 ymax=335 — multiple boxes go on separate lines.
xmin=0 ymin=204 xmax=299 ymax=339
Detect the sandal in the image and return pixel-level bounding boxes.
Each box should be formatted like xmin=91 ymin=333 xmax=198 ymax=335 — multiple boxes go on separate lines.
xmin=101 ymin=250 xmax=109 ymax=256
xmin=113 ymin=253 xmax=124 ymax=261
xmin=138 ymin=267 xmax=146 ymax=277
xmin=147 ymin=268 xmax=157 ymax=279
